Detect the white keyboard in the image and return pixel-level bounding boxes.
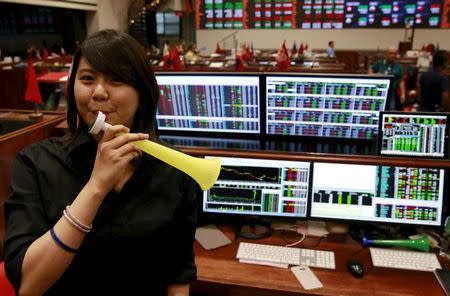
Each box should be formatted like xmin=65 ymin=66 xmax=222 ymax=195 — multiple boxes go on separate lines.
xmin=370 ymin=247 xmax=442 ymax=272
xmin=236 ymin=242 xmax=336 ymax=269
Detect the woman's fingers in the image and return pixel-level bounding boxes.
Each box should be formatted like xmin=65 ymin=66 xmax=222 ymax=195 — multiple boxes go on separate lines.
xmin=101 ymin=124 xmax=129 ymax=142
xmin=97 ymin=125 xmax=148 ymax=159
xmin=108 ymin=142 xmax=142 ymax=161
xmin=100 ymin=131 xmax=148 ymax=150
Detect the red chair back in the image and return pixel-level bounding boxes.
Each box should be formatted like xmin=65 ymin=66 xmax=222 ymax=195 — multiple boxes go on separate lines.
xmin=0 ymin=261 xmax=15 ymax=296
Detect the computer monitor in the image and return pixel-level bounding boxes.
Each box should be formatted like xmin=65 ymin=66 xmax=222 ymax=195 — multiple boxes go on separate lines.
xmin=310 ymin=162 xmax=446 ymax=227
xmin=159 ymin=135 xmax=261 ymax=150
xmin=378 ymin=111 xmax=449 ymax=158
xmin=264 ymin=74 xmax=392 ymax=140
xmin=155 ymin=73 xmax=261 ymax=137
xmin=202 ymin=156 xmax=311 ymax=219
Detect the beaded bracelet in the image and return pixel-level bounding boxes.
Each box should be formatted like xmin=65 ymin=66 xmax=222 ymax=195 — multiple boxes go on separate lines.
xmin=64 ymin=205 xmax=92 ymax=233
xmin=50 ymin=228 xmax=78 ymax=253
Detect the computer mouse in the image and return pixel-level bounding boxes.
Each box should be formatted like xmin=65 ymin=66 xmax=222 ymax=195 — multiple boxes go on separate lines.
xmin=346 ymin=259 xmax=364 ymax=278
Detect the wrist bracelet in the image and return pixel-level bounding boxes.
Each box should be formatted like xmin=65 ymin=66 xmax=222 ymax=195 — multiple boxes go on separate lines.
xmin=63 ymin=210 xmax=90 ymax=233
xmin=50 ymin=228 xmax=78 ymax=253
xmin=64 ymin=205 xmax=92 ymax=233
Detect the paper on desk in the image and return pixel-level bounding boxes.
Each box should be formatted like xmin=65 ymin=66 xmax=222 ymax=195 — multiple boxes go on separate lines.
xmin=195 ymin=225 xmax=231 ymax=250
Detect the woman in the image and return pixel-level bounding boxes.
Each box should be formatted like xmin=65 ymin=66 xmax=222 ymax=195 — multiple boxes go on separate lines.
xmin=4 ymin=30 xmax=197 ymax=295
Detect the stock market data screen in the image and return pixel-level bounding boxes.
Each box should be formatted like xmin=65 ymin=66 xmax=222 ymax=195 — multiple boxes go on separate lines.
xmin=196 ymin=0 xmax=445 ymax=29
xmin=344 ymin=0 xmax=443 ymax=28
xmin=203 ymin=156 xmax=311 ymax=218
xmin=265 ymin=75 xmax=391 ymax=140
xmin=156 ymin=74 xmax=261 ymax=135
xmin=310 ymin=162 xmax=446 ymax=227
xmin=298 ymin=0 xmax=345 ymax=29
xmin=379 ymin=112 xmax=448 ymax=158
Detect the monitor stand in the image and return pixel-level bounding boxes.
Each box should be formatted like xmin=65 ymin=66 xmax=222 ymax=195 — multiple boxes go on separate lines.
xmin=233 ymin=216 xmax=273 ymax=239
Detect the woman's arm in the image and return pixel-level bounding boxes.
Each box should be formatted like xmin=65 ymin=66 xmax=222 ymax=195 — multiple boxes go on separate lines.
xmin=399 ymin=80 xmax=406 ymax=105
xmin=16 ymin=127 xmax=148 ymax=295
xmin=168 ymin=284 xmax=190 ymax=296
xmin=18 ymin=183 xmax=105 ymax=296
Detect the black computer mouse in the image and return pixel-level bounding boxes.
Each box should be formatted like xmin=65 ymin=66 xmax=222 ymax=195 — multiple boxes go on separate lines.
xmin=346 ymin=259 xmax=364 ymax=278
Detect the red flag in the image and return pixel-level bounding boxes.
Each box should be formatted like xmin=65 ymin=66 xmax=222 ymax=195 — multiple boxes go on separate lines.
xmin=299 ymin=43 xmax=305 ymax=55
xmin=24 ymin=53 xmax=43 ymax=104
xmin=235 ymin=55 xmax=244 ymax=72
xmin=215 ymin=43 xmax=223 ymax=54
xmin=171 ymin=46 xmax=183 ymax=70
xmin=245 ymin=43 xmax=254 ymax=60
xmin=185 ymin=0 xmax=192 ymax=14
xmin=43 ymin=47 xmax=48 ymax=61
xmin=241 ymin=43 xmax=252 ymax=61
xmin=291 ymin=42 xmax=298 ymax=56
xmin=282 ymin=41 xmax=289 ymax=57
xmin=276 ymin=41 xmax=290 ymax=71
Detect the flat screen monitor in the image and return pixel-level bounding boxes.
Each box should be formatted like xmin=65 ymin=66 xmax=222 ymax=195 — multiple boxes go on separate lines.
xmin=202 ymin=156 xmax=311 ymax=218
xmin=155 ymin=73 xmax=261 ymax=137
xmin=310 ymin=162 xmax=446 ymax=227
xmin=378 ymin=111 xmax=449 ymax=158
xmin=159 ymin=135 xmax=261 ymax=150
xmin=265 ymin=74 xmax=392 ymax=140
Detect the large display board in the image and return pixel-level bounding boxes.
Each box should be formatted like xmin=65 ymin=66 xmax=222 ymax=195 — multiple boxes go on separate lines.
xmin=196 ymin=0 xmax=445 ymax=29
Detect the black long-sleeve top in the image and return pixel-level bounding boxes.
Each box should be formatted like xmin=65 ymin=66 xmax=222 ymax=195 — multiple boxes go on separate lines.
xmin=4 ymin=131 xmax=197 ymax=295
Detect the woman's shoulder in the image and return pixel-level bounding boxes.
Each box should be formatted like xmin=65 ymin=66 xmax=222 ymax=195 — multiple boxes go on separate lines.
xmin=18 ymin=135 xmax=70 ymax=161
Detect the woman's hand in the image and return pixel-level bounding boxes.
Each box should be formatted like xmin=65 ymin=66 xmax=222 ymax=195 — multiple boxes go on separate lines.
xmin=87 ymin=124 xmax=149 ymax=196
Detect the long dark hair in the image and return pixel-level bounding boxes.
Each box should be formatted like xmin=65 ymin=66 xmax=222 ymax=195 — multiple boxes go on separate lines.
xmin=66 ymin=29 xmax=159 ymax=139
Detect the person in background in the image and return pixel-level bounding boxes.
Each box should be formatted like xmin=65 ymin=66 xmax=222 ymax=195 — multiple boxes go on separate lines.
xmin=418 ymin=50 xmax=449 ymax=111
xmin=4 ymin=29 xmax=197 ymax=296
xmin=177 ymin=39 xmax=186 ymax=55
xmin=369 ymin=46 xmax=406 ymax=110
xmin=184 ymin=43 xmax=200 ymax=64
xmin=326 ymin=41 xmax=336 ymax=58
xmin=416 ymin=50 xmax=432 ymax=71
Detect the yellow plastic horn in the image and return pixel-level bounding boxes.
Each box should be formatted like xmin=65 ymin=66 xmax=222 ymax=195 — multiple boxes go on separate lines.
xmin=89 ymin=111 xmax=221 ymax=191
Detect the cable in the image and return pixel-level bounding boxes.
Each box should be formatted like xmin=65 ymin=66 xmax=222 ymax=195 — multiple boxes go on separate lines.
xmin=285 ymin=231 xmax=306 ymax=247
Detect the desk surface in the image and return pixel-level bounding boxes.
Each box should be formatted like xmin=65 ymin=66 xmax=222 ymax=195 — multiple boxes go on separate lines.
xmin=192 ymin=226 xmax=449 ymax=296
xmin=36 ymin=71 xmax=69 ymax=84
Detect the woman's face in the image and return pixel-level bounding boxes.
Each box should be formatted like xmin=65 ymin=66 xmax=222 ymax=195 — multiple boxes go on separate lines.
xmin=74 ymin=57 xmax=139 ymax=129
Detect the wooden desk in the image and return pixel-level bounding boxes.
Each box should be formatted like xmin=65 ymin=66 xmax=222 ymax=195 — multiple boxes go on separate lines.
xmin=37 ymin=71 xmax=69 ymax=84
xmin=192 ymin=226 xmax=450 ymax=296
